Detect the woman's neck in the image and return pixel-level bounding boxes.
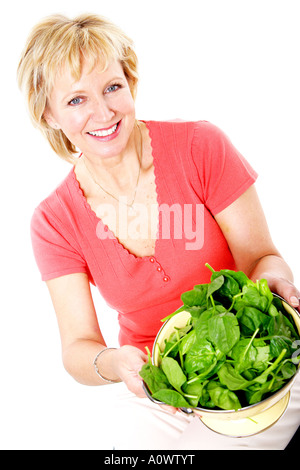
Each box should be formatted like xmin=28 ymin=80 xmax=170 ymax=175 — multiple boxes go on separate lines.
xmin=75 ymin=122 xmax=143 ymax=196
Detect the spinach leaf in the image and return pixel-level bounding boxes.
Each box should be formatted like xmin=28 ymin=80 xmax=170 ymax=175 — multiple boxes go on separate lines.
xmin=208 ymin=312 xmax=240 ymax=354
xmin=246 ymin=360 xmax=296 ymax=404
xmin=139 ymin=361 xmax=171 ymax=394
xmin=185 ymin=305 xmax=207 ymax=321
xmin=207 ymin=275 xmax=225 ymax=299
xmin=236 ymin=285 xmax=269 ymax=312
xmin=252 ymin=343 xmax=271 ymax=371
xmin=236 ymin=306 xmax=271 ymax=335
xmin=280 ymin=361 xmax=297 ymax=380
xmin=258 ymin=279 xmax=274 ymax=310
xmin=152 ymin=389 xmax=191 ymax=408
xmin=268 ymin=310 xmax=295 ymax=338
xmin=211 ymin=271 xmax=240 ymax=302
xmin=193 ymin=306 xmax=225 ymax=342
xmin=180 ymin=329 xmax=197 ymax=355
xmin=163 ymin=337 xmax=180 ymax=358
xmin=218 ymin=363 xmax=250 ymax=391
xmin=207 ymin=382 xmax=241 ymax=411
xmin=268 ymin=304 xmax=279 ymax=317
xmin=181 ymin=284 xmax=208 ymax=307
xmin=182 ymin=381 xmax=206 ymax=407
xmin=184 ymin=339 xmax=217 ymax=375
xmin=229 ymin=337 xmax=257 ymax=372
xmin=270 ymin=336 xmax=293 ymax=358
xmin=163 ymin=324 xmax=193 ymax=358
xmin=245 ymin=380 xmax=282 ymax=405
xmin=161 ymin=357 xmax=187 ymax=392
xmin=251 ymin=348 xmax=288 ymax=385
xmin=198 ymin=380 xmax=216 ymax=408
xmin=220 ymin=269 xmax=249 ymax=289
xmin=206 ymin=264 xmax=249 ymax=290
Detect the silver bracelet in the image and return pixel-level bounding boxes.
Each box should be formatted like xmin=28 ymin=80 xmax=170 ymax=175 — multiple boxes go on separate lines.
xmin=93 ymin=348 xmax=119 ymax=383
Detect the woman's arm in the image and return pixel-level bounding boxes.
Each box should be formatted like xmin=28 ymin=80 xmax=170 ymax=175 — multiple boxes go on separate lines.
xmin=215 ymin=185 xmax=300 ymax=309
xmin=46 ymin=273 xmax=147 ymax=395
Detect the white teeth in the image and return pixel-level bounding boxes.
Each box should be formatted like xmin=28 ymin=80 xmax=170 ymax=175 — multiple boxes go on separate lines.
xmin=88 ymin=124 xmax=118 ymax=137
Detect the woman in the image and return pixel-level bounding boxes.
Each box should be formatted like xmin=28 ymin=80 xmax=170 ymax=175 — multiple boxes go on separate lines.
xmin=18 ymin=14 xmax=299 ymax=449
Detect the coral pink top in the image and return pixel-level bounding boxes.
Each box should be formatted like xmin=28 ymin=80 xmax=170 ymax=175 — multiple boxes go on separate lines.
xmin=31 ymin=120 xmax=257 ymax=351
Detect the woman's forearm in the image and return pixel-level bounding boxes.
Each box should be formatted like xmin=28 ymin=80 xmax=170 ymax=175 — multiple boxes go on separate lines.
xmin=62 ymin=340 xmax=120 ymax=386
xmin=62 ymin=340 xmax=148 ymax=398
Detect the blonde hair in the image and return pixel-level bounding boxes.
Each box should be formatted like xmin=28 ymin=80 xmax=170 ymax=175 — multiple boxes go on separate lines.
xmin=17 ymin=14 xmax=139 ymax=162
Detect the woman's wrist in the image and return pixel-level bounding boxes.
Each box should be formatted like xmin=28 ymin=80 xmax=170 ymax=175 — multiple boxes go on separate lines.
xmin=93 ymin=347 xmax=121 ymax=384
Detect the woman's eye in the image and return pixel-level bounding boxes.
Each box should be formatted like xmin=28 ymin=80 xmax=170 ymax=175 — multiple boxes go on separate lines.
xmin=68 ymin=97 xmax=83 ymax=106
xmin=105 ymin=84 xmax=120 ymax=94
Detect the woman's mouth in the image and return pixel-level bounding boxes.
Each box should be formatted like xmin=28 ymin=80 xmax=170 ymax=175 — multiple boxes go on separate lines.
xmin=87 ymin=121 xmax=121 ymax=139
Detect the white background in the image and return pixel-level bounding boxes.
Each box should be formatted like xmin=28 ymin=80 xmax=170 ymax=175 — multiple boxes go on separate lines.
xmin=1 ymin=0 xmax=299 ymax=450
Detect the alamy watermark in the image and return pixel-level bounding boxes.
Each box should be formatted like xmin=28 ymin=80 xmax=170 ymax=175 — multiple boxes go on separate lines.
xmin=292 ymin=340 xmax=300 ymax=365
xmin=95 ymin=198 xmax=205 ymax=251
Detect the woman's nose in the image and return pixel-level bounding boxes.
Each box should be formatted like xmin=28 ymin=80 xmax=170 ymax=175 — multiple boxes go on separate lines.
xmin=90 ymin=97 xmax=115 ymax=123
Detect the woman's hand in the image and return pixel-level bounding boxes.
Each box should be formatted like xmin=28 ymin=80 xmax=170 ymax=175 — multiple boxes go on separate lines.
xmin=110 ymin=346 xmax=179 ymax=414
xmin=110 ymin=345 xmax=149 ymax=397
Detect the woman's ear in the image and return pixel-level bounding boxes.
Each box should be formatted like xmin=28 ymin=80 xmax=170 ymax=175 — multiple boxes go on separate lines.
xmin=43 ymin=110 xmax=61 ymax=130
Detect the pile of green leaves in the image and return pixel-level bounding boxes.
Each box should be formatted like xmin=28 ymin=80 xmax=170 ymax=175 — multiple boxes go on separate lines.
xmin=140 ymin=264 xmax=300 ymax=411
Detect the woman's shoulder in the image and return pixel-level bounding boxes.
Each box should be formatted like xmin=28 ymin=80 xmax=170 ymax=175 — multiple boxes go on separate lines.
xmin=144 ymin=119 xmax=227 ymax=160
xmin=145 ymin=118 xmax=222 ymax=141
xmin=145 ymin=117 xmax=216 ymax=126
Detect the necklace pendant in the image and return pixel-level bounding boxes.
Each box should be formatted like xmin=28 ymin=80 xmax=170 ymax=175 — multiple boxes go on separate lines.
xmin=128 ymin=205 xmax=136 ymax=216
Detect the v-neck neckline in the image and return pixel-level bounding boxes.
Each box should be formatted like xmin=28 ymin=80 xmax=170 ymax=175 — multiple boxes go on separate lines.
xmin=71 ymin=120 xmax=161 ymax=261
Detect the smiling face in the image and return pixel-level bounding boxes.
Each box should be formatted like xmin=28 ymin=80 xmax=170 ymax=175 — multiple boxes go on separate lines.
xmin=45 ymin=59 xmax=136 ymax=162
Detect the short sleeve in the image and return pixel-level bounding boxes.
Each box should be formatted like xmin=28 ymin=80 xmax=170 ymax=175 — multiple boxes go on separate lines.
xmin=31 ymin=203 xmax=89 ymax=282
xmin=191 ymin=121 xmax=258 ymax=215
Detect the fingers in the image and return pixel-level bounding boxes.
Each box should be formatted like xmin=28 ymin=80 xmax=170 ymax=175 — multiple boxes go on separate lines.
xmin=270 ymin=277 xmax=300 ymax=311
xmin=129 ymin=373 xmax=149 ymax=398
xmin=114 ymin=345 xmax=149 ymax=397
xmin=159 ymin=404 xmax=178 ymax=415
xmin=290 ymin=296 xmax=300 ymax=312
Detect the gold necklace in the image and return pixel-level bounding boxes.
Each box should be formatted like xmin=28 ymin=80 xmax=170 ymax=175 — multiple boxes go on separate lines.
xmin=83 ymin=122 xmax=143 ymax=216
